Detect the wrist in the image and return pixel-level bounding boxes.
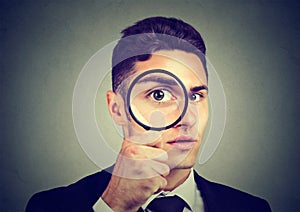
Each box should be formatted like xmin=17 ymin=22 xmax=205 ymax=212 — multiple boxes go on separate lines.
xmin=102 ymin=187 xmax=140 ymax=212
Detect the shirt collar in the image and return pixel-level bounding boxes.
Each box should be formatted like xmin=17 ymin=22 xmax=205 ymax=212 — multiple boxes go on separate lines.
xmin=142 ymin=168 xmax=195 ymax=210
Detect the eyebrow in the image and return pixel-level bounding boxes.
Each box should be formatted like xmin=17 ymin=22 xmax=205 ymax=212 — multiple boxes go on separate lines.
xmin=137 ymin=76 xmax=179 ymax=86
xmin=190 ymin=85 xmax=208 ymax=92
xmin=135 ymin=75 xmax=209 ymax=92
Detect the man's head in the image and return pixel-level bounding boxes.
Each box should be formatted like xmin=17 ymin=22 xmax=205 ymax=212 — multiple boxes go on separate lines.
xmin=106 ymin=17 xmax=209 ymax=171
xmin=112 ymin=16 xmax=207 ymax=92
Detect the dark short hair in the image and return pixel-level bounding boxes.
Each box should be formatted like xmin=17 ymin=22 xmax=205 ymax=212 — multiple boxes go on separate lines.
xmin=112 ymin=16 xmax=207 ymax=92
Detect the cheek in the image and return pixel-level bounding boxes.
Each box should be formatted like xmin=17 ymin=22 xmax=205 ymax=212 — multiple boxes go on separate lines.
xmin=184 ymin=143 xmax=201 ymax=165
xmin=196 ymin=102 xmax=209 ymax=130
xmin=125 ymin=118 xmax=146 ymax=136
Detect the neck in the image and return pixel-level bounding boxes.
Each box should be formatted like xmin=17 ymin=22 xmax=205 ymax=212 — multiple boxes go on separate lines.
xmin=163 ymin=168 xmax=191 ymax=191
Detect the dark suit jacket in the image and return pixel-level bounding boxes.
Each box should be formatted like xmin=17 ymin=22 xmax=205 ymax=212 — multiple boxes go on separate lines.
xmin=26 ymin=168 xmax=271 ymax=212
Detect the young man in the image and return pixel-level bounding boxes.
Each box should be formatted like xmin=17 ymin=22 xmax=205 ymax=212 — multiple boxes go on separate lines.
xmin=26 ymin=17 xmax=271 ymax=212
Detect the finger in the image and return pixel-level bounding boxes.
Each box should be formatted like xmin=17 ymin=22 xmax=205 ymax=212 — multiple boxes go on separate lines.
xmin=139 ymin=145 xmax=168 ymax=162
xmin=151 ymin=176 xmax=168 ymax=194
xmin=126 ymin=131 xmax=162 ymax=145
xmin=121 ymin=142 xmax=168 ymax=162
xmin=150 ymin=160 xmax=170 ymax=177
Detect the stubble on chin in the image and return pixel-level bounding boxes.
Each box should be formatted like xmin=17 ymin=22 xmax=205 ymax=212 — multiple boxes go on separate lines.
xmin=165 ymin=148 xmax=197 ymax=170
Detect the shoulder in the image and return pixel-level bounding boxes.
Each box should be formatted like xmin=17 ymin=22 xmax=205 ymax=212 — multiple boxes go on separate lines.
xmin=193 ymin=171 xmax=272 ymax=212
xmin=26 ymin=169 xmax=112 ymax=212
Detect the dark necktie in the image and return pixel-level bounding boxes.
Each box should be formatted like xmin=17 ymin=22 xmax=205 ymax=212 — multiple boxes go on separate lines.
xmin=145 ymin=195 xmax=191 ymax=212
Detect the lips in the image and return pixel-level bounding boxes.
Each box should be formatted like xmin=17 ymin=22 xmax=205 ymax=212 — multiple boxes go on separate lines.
xmin=167 ymin=136 xmax=197 ymax=150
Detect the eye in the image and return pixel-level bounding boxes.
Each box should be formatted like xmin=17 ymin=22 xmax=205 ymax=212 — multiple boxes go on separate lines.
xmin=148 ymin=89 xmax=174 ymax=102
xmin=190 ymin=93 xmax=204 ymax=102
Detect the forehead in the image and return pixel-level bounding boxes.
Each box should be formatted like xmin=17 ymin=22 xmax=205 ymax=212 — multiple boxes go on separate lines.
xmin=133 ymin=50 xmax=207 ymax=87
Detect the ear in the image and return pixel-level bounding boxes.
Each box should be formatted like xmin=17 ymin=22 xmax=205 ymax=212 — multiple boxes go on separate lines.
xmin=106 ymin=90 xmax=127 ymax=125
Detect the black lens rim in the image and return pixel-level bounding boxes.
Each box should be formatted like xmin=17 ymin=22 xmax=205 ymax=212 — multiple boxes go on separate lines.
xmin=127 ymin=69 xmax=188 ymax=131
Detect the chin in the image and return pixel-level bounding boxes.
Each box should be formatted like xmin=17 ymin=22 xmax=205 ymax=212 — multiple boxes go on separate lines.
xmin=166 ymin=147 xmax=198 ymax=169
xmin=172 ymin=164 xmax=194 ymax=170
xmin=168 ymin=157 xmax=196 ymax=170
xmin=177 ymin=160 xmax=196 ymax=169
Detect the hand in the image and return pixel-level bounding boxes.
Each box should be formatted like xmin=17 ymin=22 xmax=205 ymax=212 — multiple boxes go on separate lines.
xmin=101 ymin=140 xmax=170 ymax=212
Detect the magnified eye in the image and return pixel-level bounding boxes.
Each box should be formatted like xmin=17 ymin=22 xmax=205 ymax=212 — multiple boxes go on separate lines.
xmin=148 ymin=89 xmax=174 ymax=102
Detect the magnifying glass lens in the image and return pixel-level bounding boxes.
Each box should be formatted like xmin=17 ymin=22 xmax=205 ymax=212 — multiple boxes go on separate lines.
xmin=128 ymin=70 xmax=187 ymax=130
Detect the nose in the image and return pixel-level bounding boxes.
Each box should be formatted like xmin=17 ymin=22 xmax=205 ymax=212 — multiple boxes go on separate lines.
xmin=174 ymin=103 xmax=198 ymax=129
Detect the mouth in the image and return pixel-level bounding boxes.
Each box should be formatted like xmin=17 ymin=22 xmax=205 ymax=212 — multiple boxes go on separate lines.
xmin=167 ymin=136 xmax=197 ymax=150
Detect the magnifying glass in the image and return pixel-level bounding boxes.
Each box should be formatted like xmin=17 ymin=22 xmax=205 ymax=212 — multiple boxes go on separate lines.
xmin=127 ymin=69 xmax=188 ymax=131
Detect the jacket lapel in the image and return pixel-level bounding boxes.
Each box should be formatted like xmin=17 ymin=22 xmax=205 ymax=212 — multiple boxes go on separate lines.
xmin=92 ymin=168 xmax=219 ymax=211
xmin=193 ymin=170 xmax=221 ymax=212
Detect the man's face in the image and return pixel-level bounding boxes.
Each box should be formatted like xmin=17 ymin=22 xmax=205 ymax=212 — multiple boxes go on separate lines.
xmin=118 ymin=49 xmax=208 ymax=170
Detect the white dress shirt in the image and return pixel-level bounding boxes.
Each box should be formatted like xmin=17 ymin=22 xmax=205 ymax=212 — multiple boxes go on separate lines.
xmin=93 ymin=168 xmax=204 ymax=212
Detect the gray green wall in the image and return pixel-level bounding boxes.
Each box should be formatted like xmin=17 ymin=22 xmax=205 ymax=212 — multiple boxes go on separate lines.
xmin=1 ymin=1 xmax=300 ymax=211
